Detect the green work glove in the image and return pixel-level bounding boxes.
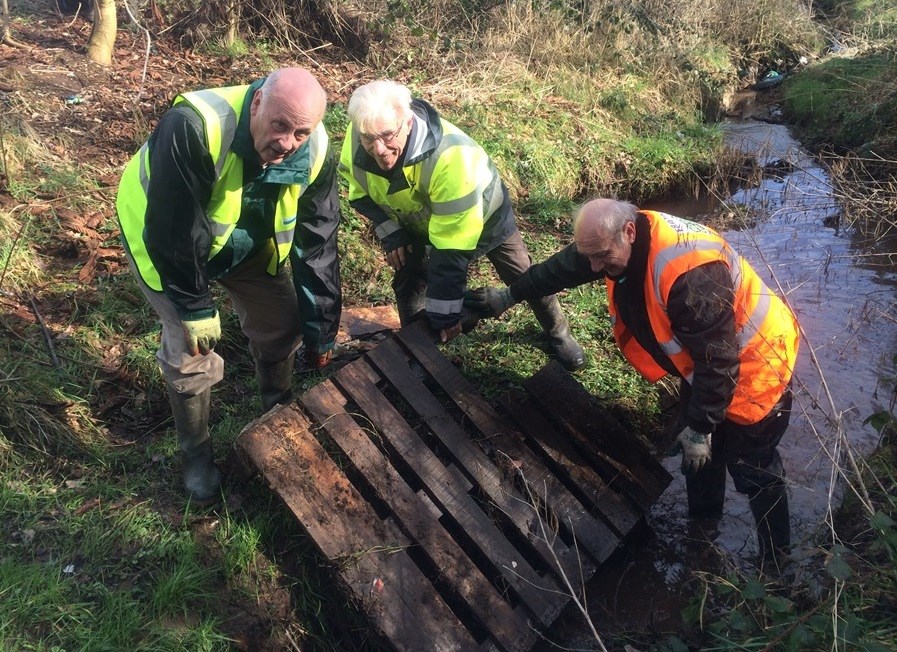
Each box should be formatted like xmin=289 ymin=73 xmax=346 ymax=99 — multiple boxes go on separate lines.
xmin=463 ymin=286 xmax=517 ymax=318
xmin=667 ymin=426 xmax=712 ymax=475
xmin=182 ymin=311 xmax=221 ymax=356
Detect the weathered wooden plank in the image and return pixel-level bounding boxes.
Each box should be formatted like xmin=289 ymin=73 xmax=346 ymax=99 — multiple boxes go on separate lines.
xmin=320 ymin=357 xmax=563 ymax=630
xmin=391 ymin=326 xmax=616 ymax=567
xmin=501 ymin=390 xmax=641 ymax=539
xmin=300 ymin=371 xmax=537 ymax=652
xmin=236 ymin=404 xmax=476 ymax=652
xmin=367 ymin=338 xmax=590 ymax=599
xmin=523 ymin=363 xmax=672 ymax=510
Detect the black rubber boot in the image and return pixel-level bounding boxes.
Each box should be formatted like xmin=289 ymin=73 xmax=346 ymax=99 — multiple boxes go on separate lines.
xmin=686 ymin=461 xmax=727 ymax=519
xmin=256 ymin=353 xmax=295 ymax=411
xmin=749 ymin=485 xmax=791 ymax=574
xmin=167 ymin=384 xmax=220 ymax=506
xmin=392 ymin=253 xmax=428 ymax=326
xmin=394 ymin=285 xmax=427 ymax=326
xmin=529 ymin=296 xmax=587 ymax=371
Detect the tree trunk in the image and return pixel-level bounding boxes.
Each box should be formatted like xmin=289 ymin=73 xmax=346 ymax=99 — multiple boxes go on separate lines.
xmin=222 ymin=0 xmax=240 ymax=48
xmin=2 ymin=0 xmax=10 ymax=41
xmin=86 ymin=0 xmax=116 ymax=66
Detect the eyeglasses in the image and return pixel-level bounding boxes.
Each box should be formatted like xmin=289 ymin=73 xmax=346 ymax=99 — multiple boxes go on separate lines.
xmin=359 ymin=119 xmax=404 ymax=146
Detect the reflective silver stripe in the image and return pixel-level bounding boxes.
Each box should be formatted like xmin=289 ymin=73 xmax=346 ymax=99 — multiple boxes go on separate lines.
xmin=419 ymin=132 xmax=470 ymax=191
xmin=210 ymin=221 xmax=230 ymax=237
xmin=304 ymin=124 xmax=329 ymax=184
xmin=426 ymin=297 xmax=464 ymax=314
xmin=275 ymin=229 xmax=295 ymax=245
xmin=182 ymin=89 xmax=238 ymax=176
xmin=651 ymin=240 xmax=732 ymax=305
xmin=483 ymin=173 xmax=503 ymax=220
xmin=431 ymin=188 xmax=479 ymax=215
xmin=659 ymin=337 xmax=684 ymax=356
xmin=375 ymin=220 xmax=402 ymax=239
xmin=737 ymin=286 xmax=772 ymax=349
xmin=684 ymin=371 xmax=694 ymax=383
xmin=137 ymin=142 xmax=150 ymax=192
xmin=349 ymin=135 xmax=370 ymax=193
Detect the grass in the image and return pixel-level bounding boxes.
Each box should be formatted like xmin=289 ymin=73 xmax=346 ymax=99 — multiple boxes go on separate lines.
xmin=783 ymin=51 xmax=897 ymax=151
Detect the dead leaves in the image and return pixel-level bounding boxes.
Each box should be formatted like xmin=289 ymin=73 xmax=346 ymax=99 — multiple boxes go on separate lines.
xmin=52 ymin=207 xmax=123 ymax=283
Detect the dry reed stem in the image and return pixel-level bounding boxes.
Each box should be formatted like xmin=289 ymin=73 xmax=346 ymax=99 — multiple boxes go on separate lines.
xmin=496 ymin=450 xmax=609 ymax=651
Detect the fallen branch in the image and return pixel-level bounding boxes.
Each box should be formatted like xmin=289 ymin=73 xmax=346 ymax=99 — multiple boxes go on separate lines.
xmin=28 ymin=293 xmax=61 ymax=369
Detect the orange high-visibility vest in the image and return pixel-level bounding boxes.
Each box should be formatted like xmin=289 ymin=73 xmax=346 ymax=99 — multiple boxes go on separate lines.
xmin=607 ymin=211 xmax=799 ymax=425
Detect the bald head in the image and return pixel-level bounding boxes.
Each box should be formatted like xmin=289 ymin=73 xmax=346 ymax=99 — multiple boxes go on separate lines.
xmin=249 ymin=67 xmax=327 ymax=165
xmin=573 ymin=198 xmax=639 ymax=276
xmin=573 ymin=198 xmax=637 ymax=243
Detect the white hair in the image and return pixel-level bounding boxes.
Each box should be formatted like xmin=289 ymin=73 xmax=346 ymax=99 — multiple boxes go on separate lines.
xmin=347 ymin=80 xmax=413 ymax=135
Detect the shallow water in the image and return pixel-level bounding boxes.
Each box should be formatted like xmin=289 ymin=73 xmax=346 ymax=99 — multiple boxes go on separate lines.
xmin=548 ymin=120 xmax=897 ymax=647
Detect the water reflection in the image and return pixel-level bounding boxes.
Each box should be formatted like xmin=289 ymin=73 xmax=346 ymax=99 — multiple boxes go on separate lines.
xmin=547 ymin=120 xmax=897 ymax=648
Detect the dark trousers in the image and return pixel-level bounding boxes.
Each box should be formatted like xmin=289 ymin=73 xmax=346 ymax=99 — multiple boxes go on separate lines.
xmin=684 ymin=385 xmax=793 ymax=561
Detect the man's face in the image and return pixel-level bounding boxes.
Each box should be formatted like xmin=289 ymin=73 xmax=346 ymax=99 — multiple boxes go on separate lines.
xmin=358 ymin=114 xmax=412 ymax=171
xmin=575 ymin=220 xmax=636 ymax=277
xmin=249 ymin=89 xmax=321 ymax=165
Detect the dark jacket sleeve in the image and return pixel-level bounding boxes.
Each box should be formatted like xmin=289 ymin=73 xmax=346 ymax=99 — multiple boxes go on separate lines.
xmin=667 ymin=261 xmax=740 ymax=433
xmin=143 ymin=107 xmax=217 ymax=319
xmin=348 ymin=196 xmax=412 ymax=253
xmin=509 ymin=243 xmax=602 ymax=302
xmin=290 ymin=152 xmax=342 ymax=351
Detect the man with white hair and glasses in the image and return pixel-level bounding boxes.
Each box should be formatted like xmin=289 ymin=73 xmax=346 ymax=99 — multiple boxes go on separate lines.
xmin=339 ymin=80 xmax=585 ymax=370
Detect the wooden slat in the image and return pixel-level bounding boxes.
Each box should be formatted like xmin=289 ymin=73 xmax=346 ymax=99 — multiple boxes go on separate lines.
xmin=299 ymin=369 xmax=537 ymax=651
xmin=236 ymin=404 xmax=476 ymax=652
xmin=501 ymin=390 xmax=641 ymax=539
xmin=366 ymin=338 xmax=590 ymax=601
xmin=523 ymin=363 xmax=672 ymax=510
xmin=391 ymin=325 xmax=617 ymax=566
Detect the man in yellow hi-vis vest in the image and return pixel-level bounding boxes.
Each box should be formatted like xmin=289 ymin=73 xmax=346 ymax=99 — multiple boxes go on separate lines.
xmin=338 ymin=80 xmax=584 ymax=370
xmin=467 ymin=198 xmax=799 ymax=572
xmin=116 ymin=68 xmax=342 ymax=505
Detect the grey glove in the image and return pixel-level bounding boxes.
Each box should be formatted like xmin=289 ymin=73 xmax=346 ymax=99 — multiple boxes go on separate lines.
xmin=667 ymin=426 xmax=712 ymax=474
xmin=463 ymin=286 xmax=517 ymax=318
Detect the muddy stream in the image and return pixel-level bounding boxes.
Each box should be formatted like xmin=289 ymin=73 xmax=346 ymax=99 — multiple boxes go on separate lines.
xmin=548 ymin=119 xmax=897 ymax=647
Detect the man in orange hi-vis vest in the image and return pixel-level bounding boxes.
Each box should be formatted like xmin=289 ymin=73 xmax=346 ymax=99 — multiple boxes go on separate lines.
xmin=466 ymin=198 xmax=799 ymax=572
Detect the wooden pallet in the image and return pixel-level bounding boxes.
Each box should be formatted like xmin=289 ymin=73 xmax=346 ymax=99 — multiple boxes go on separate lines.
xmin=235 ymin=322 xmax=672 ymax=651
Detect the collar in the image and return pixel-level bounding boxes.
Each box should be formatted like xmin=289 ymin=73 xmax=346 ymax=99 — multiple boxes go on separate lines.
xmin=613 ymin=211 xmax=651 ymax=283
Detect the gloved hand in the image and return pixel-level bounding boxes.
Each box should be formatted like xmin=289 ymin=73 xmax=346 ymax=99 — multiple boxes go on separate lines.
xmin=305 ymin=347 xmax=333 ymax=369
xmin=667 ymin=426 xmax=712 ymax=474
xmin=463 ymin=286 xmax=517 ymax=318
xmin=182 ymin=311 xmax=221 ymax=356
